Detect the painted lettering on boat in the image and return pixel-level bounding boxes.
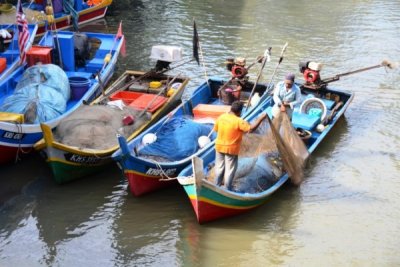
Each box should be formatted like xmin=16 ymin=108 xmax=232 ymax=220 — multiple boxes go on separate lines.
xmin=2 ymin=131 xmax=25 ymax=140
xmin=64 ymin=153 xmax=102 ymax=164
xmin=146 ymin=168 xmax=177 ymax=176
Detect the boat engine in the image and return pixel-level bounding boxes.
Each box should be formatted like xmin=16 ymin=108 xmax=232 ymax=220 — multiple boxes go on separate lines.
xmin=299 ymin=61 xmax=323 ymax=86
xmin=150 ymin=45 xmax=183 ymax=72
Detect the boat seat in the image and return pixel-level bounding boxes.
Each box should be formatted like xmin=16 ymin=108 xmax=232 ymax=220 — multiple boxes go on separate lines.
xmin=321 ymin=98 xmax=335 ymax=110
xmin=291 ymin=112 xmax=320 ymax=131
xmin=85 ymin=58 xmax=104 ymax=72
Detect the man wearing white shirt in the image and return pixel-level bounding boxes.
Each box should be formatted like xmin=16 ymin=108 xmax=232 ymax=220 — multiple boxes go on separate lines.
xmin=272 ymin=73 xmax=302 ymax=119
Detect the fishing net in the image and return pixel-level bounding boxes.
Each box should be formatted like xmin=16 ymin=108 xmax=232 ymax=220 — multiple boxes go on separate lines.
xmin=53 ymin=104 xmax=151 ymax=150
xmin=137 ymin=116 xmax=215 ymax=162
xmin=206 ymin=111 xmax=309 ymax=192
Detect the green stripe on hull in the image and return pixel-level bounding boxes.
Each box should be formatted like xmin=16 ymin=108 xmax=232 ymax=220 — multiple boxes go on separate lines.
xmin=183 ymin=184 xmax=265 ymax=209
xmin=48 ymin=161 xmax=110 ymax=184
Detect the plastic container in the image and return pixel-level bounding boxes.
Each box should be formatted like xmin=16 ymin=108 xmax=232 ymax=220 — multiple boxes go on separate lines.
xmin=149 ymin=81 xmax=162 ymax=88
xmin=69 ymin=77 xmax=90 ymax=100
xmin=110 ymin=91 xmax=143 ymax=104
xmin=193 ymin=104 xmax=231 ymax=120
xmin=308 ymin=108 xmax=323 ymax=118
xmin=129 ymin=94 xmax=167 ymax=113
xmin=26 ymin=46 xmax=52 ymax=67
xmin=0 ymin=57 xmax=6 ymax=73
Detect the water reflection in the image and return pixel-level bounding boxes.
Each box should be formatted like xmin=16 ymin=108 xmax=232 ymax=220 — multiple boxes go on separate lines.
xmin=0 ymin=164 xmax=123 ymax=266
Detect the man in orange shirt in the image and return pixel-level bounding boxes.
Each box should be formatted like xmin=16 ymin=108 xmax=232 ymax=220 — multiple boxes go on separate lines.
xmin=213 ymin=101 xmax=267 ymax=190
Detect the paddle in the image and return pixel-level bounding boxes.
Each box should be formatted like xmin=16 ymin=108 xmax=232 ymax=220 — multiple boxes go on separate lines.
xmin=244 ymin=46 xmax=272 ymax=112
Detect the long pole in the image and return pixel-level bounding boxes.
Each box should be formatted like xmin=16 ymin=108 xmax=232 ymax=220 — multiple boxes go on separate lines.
xmin=264 ymin=42 xmax=288 ymax=96
xmin=244 ymin=46 xmax=271 ymax=112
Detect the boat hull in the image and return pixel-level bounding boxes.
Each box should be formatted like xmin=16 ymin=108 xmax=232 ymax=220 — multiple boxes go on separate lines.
xmin=35 ymin=4 xmax=110 ymax=36
xmin=125 ymin=171 xmax=177 ymax=197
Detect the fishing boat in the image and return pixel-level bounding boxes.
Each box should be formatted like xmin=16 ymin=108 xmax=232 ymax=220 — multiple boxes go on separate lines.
xmin=112 ymin=77 xmax=273 ymax=197
xmin=175 ymin=58 xmax=396 ymax=224
xmin=0 ymin=24 xmax=38 ymax=83
xmin=0 ymin=0 xmax=113 ymax=36
xmin=177 ymin=81 xmax=354 ymax=223
xmin=0 ymin=29 xmax=124 ymax=164
xmin=34 ymin=67 xmax=189 ymax=184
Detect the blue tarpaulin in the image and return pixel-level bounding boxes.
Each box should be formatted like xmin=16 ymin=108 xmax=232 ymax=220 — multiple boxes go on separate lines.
xmin=139 ymin=117 xmax=214 ymax=161
xmin=0 ymin=64 xmax=70 ymax=123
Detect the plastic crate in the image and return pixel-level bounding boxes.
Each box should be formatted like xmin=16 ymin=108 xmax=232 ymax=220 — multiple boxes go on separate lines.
xmin=128 ymin=94 xmax=167 ymax=113
xmin=193 ymin=104 xmax=231 ymax=120
xmin=26 ymin=46 xmax=52 ymax=67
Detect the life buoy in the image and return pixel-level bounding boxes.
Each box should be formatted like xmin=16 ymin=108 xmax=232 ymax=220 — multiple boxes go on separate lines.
xmin=303 ymin=69 xmax=320 ymax=84
xmin=231 ymin=65 xmax=248 ymax=78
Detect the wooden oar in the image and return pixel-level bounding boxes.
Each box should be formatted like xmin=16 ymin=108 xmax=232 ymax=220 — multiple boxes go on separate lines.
xmin=244 ymin=46 xmax=272 ymax=112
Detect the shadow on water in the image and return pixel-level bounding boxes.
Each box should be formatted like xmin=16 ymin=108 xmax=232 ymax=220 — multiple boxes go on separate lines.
xmin=0 ymin=152 xmax=51 ymax=205
xmin=110 ymin=179 xmax=301 ymax=266
xmin=0 ymin=159 xmax=123 ymax=265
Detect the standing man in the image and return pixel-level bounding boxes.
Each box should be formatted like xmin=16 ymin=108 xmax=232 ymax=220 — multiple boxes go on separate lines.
xmin=213 ymin=101 xmax=267 ymax=190
xmin=272 ymin=73 xmax=302 ymax=119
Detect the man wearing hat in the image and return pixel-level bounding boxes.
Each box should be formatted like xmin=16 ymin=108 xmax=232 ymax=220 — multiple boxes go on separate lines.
xmin=272 ymin=73 xmax=302 ymax=119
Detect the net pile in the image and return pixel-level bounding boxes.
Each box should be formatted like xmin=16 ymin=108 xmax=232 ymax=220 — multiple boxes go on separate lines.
xmin=54 ymin=105 xmax=151 ymax=150
xmin=206 ymin=111 xmax=309 ymax=193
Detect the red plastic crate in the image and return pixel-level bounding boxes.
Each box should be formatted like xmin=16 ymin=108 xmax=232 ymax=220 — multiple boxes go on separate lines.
xmin=109 ymin=91 xmax=143 ymax=104
xmin=26 ymin=45 xmax=52 ymax=67
xmin=0 ymin=58 xmax=6 ymax=74
xmin=128 ymin=94 xmax=168 ymax=113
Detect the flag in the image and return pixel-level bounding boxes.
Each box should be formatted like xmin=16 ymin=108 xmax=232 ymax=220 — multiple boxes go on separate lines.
xmin=116 ymin=21 xmax=126 ymax=57
xmin=16 ymin=0 xmax=29 ymax=65
xmin=193 ymin=20 xmax=200 ymax=65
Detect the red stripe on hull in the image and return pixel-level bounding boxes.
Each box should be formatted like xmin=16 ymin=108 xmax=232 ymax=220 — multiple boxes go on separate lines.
xmin=0 ymin=145 xmax=33 ymax=164
xmin=36 ymin=7 xmax=107 ymax=36
xmin=190 ymin=198 xmax=254 ymax=224
xmin=126 ymin=172 xmax=177 ymax=197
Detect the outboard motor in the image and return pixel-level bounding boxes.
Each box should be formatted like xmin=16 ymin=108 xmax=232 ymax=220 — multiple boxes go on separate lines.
xmin=150 ymin=45 xmax=182 ymax=72
xmin=299 ymin=61 xmax=323 ymax=85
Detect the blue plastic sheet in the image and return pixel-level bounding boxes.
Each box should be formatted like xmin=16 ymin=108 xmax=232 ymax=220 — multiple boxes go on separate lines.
xmin=0 ymin=64 xmax=70 ymax=123
xmin=139 ymin=117 xmax=215 ymax=161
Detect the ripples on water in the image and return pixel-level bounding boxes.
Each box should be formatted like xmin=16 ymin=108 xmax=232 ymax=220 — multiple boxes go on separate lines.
xmin=1 ymin=0 xmax=400 ymax=266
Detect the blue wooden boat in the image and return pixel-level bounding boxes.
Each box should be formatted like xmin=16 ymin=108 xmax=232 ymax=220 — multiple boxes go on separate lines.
xmin=0 ymin=0 xmax=113 ymax=36
xmin=112 ymin=77 xmax=272 ymax=196
xmin=0 ymin=29 xmax=124 ymax=164
xmin=177 ymin=84 xmax=354 ymax=224
xmin=0 ymin=24 xmax=38 ymax=83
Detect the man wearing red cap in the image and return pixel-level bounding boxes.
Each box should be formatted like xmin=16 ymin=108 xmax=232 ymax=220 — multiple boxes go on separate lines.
xmin=272 ymin=73 xmax=302 ymax=119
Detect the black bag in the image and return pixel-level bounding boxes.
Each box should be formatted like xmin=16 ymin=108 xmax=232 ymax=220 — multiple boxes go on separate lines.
xmin=73 ymin=33 xmax=90 ymax=67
